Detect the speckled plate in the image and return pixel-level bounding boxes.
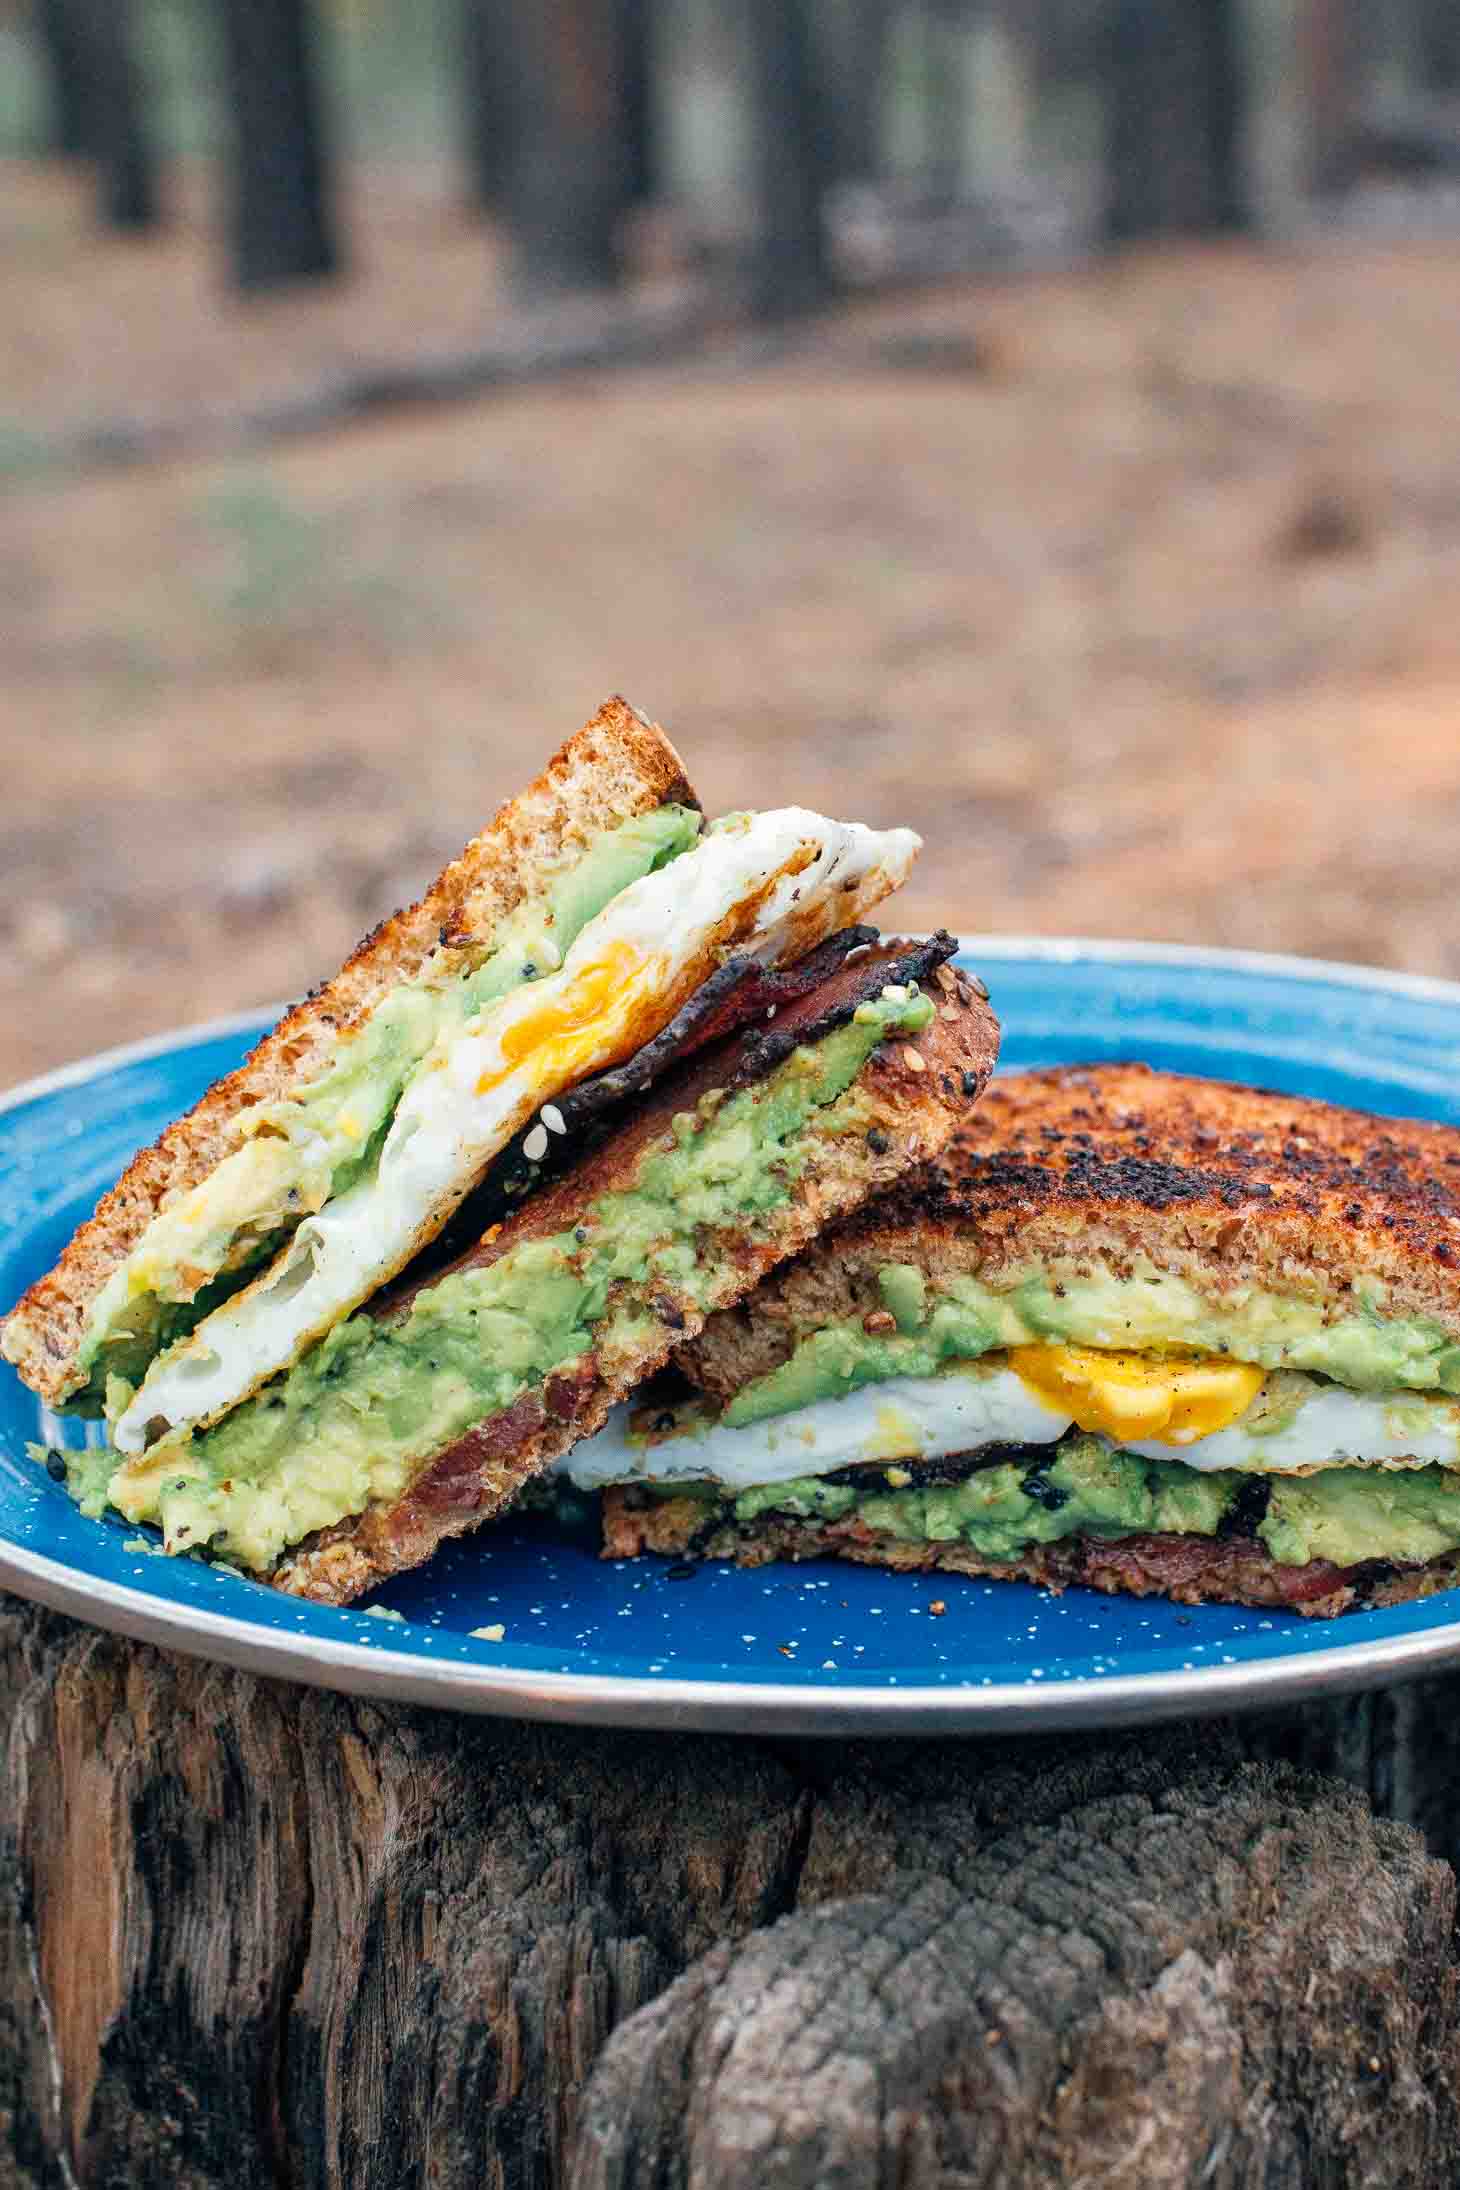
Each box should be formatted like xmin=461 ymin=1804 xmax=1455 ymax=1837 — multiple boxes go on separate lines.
xmin=7 ymin=939 xmax=1460 ymax=1734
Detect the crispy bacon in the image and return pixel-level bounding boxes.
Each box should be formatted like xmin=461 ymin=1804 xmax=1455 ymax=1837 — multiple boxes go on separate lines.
xmin=374 ymin=1358 xmax=602 ymax=1532
xmin=1083 ymin=1531 xmax=1352 ymax=1607
xmin=558 ymin=924 xmax=883 ymax=1122
xmin=382 ymin=928 xmax=960 ymax=1307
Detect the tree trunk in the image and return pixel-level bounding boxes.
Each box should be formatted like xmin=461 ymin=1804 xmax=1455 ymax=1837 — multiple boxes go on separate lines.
xmin=1418 ymin=0 xmax=1460 ymax=95
xmin=31 ymin=0 xmax=90 ymax=158
xmin=744 ymin=0 xmax=832 ymax=322
xmin=1105 ymin=0 xmax=1249 ymax=242
xmin=484 ymin=0 xmax=636 ymax=299
xmin=69 ymin=0 xmax=159 ymax=231
xmin=920 ymin=0 xmax=970 ymax=206
xmin=217 ymin=0 xmax=339 ymax=294
xmin=460 ymin=0 xmax=648 ymax=222
xmin=620 ymin=0 xmax=655 ymax=208
xmin=1302 ymin=0 xmax=1360 ymax=199
xmin=824 ymin=0 xmax=895 ymax=188
xmin=458 ymin=0 xmax=517 ymax=212
xmin=6 ymin=1592 xmax=1460 ymax=2187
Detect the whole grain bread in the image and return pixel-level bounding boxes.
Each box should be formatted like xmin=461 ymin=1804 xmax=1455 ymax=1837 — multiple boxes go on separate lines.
xmin=679 ymin=1059 xmax=1460 ymax=1403
xmin=272 ymin=959 xmax=1000 ymax=1603
xmin=2 ymin=698 xmax=696 ymax=1406
xmin=600 ymin=1488 xmax=1460 ymax=1619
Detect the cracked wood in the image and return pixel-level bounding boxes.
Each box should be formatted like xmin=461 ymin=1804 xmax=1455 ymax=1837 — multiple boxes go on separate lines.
xmin=2 ymin=1597 xmax=1460 ymax=2187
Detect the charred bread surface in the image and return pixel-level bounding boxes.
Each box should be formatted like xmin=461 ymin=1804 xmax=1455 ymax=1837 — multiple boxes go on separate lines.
xmin=679 ymin=1060 xmax=1460 ymax=1403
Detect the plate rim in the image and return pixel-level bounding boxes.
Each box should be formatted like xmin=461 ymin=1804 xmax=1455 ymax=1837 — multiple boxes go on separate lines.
xmin=7 ymin=934 xmax=1460 ymax=1736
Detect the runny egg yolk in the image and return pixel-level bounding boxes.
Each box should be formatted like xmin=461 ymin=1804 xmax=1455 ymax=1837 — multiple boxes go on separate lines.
xmin=476 ymin=940 xmax=653 ymax=1096
xmin=1008 ymin=1344 xmax=1265 ymax=1446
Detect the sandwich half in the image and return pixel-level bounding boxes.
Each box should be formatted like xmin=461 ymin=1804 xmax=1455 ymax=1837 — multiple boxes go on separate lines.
xmin=6 ymin=698 xmax=1000 ymax=1598
xmin=6 ymin=696 xmax=700 ymax=1423
xmin=5 ymin=698 xmax=921 ymax=1454
xmin=570 ymin=1061 xmax=1460 ymax=1618
xmin=47 ymin=935 xmax=997 ymax=1600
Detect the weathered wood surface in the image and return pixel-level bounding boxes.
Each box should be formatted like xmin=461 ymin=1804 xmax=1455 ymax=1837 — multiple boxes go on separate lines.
xmin=3 ymin=1595 xmax=1460 ymax=2188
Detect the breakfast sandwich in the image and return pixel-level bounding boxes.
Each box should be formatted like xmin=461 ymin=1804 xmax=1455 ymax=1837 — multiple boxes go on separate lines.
xmin=4 ymin=699 xmax=1000 ymax=1600
xmin=570 ymin=1061 xmax=1460 ymax=1618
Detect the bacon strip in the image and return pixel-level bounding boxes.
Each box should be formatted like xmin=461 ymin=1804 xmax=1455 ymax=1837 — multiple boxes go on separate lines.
xmin=381 ymin=930 xmax=960 ymax=1311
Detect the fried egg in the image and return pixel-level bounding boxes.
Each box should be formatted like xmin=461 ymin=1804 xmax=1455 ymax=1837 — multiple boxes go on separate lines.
xmin=556 ymin=1356 xmax=1460 ymax=1493
xmin=113 ymin=808 xmax=918 ymax=1456
xmin=1007 ymin=1344 xmax=1264 ymax=1445
xmin=559 ymin=1366 xmax=1070 ymax=1492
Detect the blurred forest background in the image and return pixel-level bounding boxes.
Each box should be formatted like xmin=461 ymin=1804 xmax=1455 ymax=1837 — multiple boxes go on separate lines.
xmin=3 ymin=0 xmax=1460 ymax=1086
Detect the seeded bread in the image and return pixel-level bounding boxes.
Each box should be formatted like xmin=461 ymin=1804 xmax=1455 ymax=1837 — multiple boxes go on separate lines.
xmin=678 ymin=1060 xmax=1460 ymax=1404
xmin=272 ymin=971 xmax=1000 ymax=1603
xmin=2 ymin=699 xmax=696 ymax=1406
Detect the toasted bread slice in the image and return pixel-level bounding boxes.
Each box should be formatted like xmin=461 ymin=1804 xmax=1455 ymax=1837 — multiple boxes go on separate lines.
xmin=600 ymin=1488 xmax=1460 ymax=1619
xmin=679 ymin=1060 xmax=1460 ymax=1404
xmin=3 ymin=699 xmax=696 ymax=1408
xmin=271 ymin=954 xmax=1000 ymax=1603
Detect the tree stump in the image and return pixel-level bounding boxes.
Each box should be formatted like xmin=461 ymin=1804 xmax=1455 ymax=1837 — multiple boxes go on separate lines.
xmin=3 ymin=1595 xmax=1460 ymax=2188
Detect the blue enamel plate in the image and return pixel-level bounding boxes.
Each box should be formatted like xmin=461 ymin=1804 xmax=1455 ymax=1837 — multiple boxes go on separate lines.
xmin=7 ymin=938 xmax=1460 ymax=1735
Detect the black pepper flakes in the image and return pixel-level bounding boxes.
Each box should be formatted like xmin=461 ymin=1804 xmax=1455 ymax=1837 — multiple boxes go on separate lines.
xmin=1020 ymin=1466 xmax=1068 ymax=1513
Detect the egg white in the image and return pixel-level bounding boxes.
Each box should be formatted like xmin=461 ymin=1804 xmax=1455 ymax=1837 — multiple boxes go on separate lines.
xmin=559 ymin=1367 xmax=1071 ymax=1492
xmin=114 ymin=809 xmax=919 ymax=1456
xmin=556 ymin=1366 xmax=1460 ymax=1493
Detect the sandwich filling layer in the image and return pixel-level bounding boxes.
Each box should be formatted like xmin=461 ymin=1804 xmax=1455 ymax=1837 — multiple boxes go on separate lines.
xmin=74 ymin=802 xmax=702 ymax=1408
xmin=599 ymin=1439 xmax=1460 ymax=1595
xmin=559 ymin=1256 xmax=1460 ymax=1581
xmin=106 ymin=808 xmax=920 ymax=1456
xmin=61 ymin=987 xmax=933 ymax=1573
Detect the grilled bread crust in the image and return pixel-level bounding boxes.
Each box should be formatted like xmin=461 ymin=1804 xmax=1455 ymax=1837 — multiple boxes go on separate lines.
xmin=2 ymin=699 xmax=696 ymax=1406
xmin=679 ymin=1060 xmax=1460 ymax=1404
xmin=272 ymin=982 xmax=1000 ymax=1604
xmin=601 ymin=1490 xmax=1460 ymax=1620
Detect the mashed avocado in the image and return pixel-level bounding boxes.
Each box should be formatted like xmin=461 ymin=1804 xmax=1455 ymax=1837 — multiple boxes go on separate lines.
xmin=724 ymin=1259 xmax=1460 ymax=1426
xmin=88 ymin=986 xmax=932 ymax=1571
xmin=73 ymin=804 xmax=702 ymax=1408
xmin=722 ymin=1435 xmax=1460 ymax=1573
xmin=733 ymin=1437 xmax=1232 ymax=1560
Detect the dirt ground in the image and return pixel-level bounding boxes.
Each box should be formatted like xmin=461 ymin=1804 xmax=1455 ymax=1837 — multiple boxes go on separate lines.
xmin=4 ymin=161 xmax=1460 ymax=1089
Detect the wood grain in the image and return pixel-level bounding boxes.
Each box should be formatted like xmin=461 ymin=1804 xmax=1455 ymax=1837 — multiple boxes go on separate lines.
xmin=5 ymin=1596 xmax=1460 ymax=2186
